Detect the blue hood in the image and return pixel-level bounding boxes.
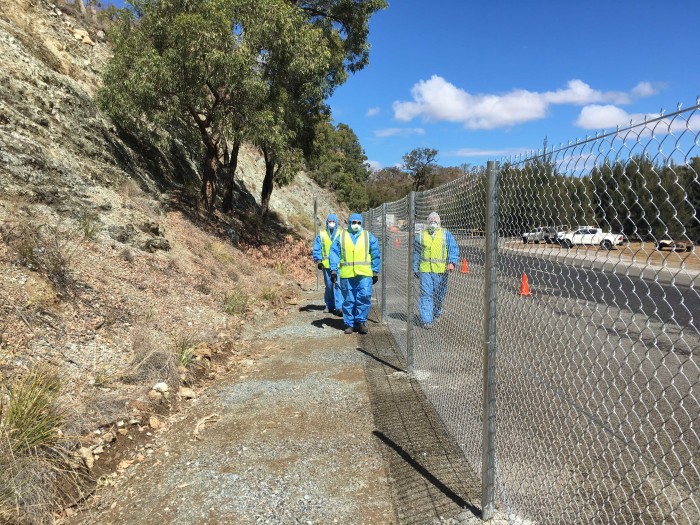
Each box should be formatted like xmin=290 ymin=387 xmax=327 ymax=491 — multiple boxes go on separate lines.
xmin=348 ymin=213 xmax=363 ymax=228
xmin=326 ymin=214 xmax=338 ymax=234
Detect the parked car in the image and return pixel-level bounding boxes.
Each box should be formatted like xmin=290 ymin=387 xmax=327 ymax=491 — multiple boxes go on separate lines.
xmin=522 ymin=226 xmax=559 ymax=244
xmin=655 ymin=239 xmax=695 ymax=252
xmin=558 ymin=227 xmax=625 ymax=250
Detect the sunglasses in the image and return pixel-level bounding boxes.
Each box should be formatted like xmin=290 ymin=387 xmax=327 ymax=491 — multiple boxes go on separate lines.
xmin=351 ymin=221 xmax=361 ymax=225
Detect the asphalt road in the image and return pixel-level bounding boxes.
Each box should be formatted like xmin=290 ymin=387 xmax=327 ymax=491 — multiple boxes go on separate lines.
xmin=378 ymin=235 xmax=700 ymax=524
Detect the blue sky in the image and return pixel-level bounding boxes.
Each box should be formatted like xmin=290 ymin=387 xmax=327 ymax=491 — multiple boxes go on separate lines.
xmin=105 ymin=0 xmax=700 ymax=170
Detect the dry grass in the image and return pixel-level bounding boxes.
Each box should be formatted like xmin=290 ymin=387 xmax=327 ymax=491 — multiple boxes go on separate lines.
xmin=0 ymin=367 xmax=90 ymax=524
xmin=121 ymin=327 xmax=178 ymax=387
xmin=2 ymin=221 xmax=80 ymax=297
xmin=207 ymin=240 xmax=235 ymax=265
xmin=223 ymin=289 xmax=249 ymax=316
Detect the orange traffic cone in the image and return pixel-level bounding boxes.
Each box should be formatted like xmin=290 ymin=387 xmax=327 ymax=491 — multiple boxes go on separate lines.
xmin=460 ymin=258 xmax=469 ymax=273
xmin=518 ymin=273 xmax=532 ymax=296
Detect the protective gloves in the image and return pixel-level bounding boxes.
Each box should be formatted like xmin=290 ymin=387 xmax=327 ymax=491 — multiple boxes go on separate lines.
xmin=372 ymin=273 xmax=378 ymax=285
xmin=317 ymin=262 xmax=324 ymax=270
xmin=330 ymin=271 xmax=337 ymax=284
xmin=414 ymin=272 xmax=420 ymax=278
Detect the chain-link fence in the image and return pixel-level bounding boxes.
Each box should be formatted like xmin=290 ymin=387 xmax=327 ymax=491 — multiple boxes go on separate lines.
xmin=363 ymin=102 xmax=700 ymax=524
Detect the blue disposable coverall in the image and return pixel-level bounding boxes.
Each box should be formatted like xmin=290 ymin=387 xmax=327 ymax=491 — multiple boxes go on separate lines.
xmin=414 ymin=229 xmax=459 ymax=324
xmin=329 ymin=213 xmax=381 ymax=328
xmin=312 ymin=213 xmax=343 ymax=312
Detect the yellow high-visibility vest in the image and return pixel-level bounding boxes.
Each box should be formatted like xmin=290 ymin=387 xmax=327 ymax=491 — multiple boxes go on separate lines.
xmin=418 ymin=228 xmax=446 ymax=273
xmin=339 ymin=230 xmax=372 ymax=278
xmin=320 ymin=229 xmax=339 ymax=269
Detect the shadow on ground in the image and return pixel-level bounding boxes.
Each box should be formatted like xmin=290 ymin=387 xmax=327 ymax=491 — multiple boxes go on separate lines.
xmin=360 ymin=309 xmax=482 ymax=524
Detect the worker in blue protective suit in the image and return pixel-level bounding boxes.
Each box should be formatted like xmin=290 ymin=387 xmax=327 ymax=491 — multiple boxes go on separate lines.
xmin=414 ymin=211 xmax=459 ymax=329
xmin=329 ymin=213 xmax=381 ymax=334
xmin=312 ymin=213 xmax=343 ymax=315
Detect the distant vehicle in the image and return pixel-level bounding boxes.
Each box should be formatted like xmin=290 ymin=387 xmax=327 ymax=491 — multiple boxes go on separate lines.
xmin=655 ymin=239 xmax=694 ymax=252
xmin=522 ymin=226 xmax=559 ymax=244
xmin=558 ymin=227 xmax=625 ymax=250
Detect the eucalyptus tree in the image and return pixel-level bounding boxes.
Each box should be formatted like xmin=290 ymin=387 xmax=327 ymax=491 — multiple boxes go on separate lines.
xmin=99 ymin=0 xmax=386 ymax=215
xmin=403 ymin=147 xmax=439 ymax=191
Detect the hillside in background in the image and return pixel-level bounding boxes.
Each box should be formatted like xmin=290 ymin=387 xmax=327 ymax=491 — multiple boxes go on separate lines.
xmin=0 ymin=1 xmax=346 ymax=521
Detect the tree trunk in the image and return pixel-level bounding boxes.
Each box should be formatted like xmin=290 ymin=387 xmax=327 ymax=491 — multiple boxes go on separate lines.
xmin=221 ymin=139 xmax=240 ymax=213
xmin=260 ymin=147 xmax=275 ymax=219
xmin=201 ymin=145 xmax=217 ymax=213
xmin=77 ymin=0 xmax=87 ymax=17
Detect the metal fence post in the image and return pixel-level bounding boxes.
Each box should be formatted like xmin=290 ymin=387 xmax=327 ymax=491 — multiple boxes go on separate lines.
xmin=381 ymin=203 xmax=387 ymax=324
xmin=481 ymin=160 xmax=499 ymax=521
xmin=406 ymin=191 xmax=416 ymax=372
xmin=313 ymin=195 xmax=318 ymax=291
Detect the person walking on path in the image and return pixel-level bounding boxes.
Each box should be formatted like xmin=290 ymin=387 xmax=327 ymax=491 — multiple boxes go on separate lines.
xmin=330 ymin=213 xmax=381 ymax=334
xmin=414 ymin=211 xmax=459 ymax=329
xmin=313 ymin=213 xmax=343 ymax=315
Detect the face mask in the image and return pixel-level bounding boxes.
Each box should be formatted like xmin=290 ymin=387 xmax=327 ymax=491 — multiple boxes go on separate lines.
xmin=428 ymin=223 xmax=438 ymax=234
xmin=328 ymin=222 xmax=335 ymax=229
xmin=351 ymin=223 xmax=361 ymax=232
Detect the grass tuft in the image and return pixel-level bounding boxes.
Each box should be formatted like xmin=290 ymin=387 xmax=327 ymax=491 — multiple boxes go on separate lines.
xmin=0 ymin=367 xmax=90 ymax=524
xmin=223 ymin=289 xmax=248 ymax=316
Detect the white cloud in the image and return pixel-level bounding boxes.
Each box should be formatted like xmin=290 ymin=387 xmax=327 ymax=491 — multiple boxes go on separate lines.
xmin=631 ymin=81 xmax=664 ymax=98
xmin=392 ymin=76 xmax=659 ymax=130
xmin=374 ymin=127 xmax=425 ymax=138
xmin=575 ymin=105 xmax=658 ymax=129
xmin=365 ymin=160 xmax=382 ymax=171
xmin=365 ymin=107 xmax=380 ymax=117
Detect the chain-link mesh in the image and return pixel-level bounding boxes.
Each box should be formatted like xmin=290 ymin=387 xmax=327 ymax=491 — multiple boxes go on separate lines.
xmin=367 ymin=102 xmax=699 ymax=524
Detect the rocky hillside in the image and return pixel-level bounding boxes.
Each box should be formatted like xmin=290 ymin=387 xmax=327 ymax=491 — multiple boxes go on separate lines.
xmin=0 ymin=1 xmax=345 ymax=521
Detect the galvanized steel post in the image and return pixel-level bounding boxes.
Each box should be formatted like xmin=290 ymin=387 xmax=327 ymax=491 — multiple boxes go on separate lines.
xmin=313 ymin=195 xmax=319 ymax=291
xmin=481 ymin=160 xmax=499 ymax=521
xmin=406 ymin=191 xmax=416 ymax=372
xmin=380 ymin=203 xmax=387 ymax=323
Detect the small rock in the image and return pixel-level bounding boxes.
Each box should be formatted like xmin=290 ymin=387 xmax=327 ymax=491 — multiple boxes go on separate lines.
xmin=143 ymin=237 xmax=171 ymax=252
xmin=152 ymin=382 xmax=169 ymax=393
xmin=103 ymin=431 xmax=116 ymax=443
xmin=179 ymin=387 xmax=196 ymax=400
xmin=149 ymin=416 xmax=163 ymax=430
xmin=92 ymin=445 xmax=104 ymax=455
xmin=79 ymin=447 xmax=94 ymax=469
xmin=147 ymin=390 xmax=162 ymax=401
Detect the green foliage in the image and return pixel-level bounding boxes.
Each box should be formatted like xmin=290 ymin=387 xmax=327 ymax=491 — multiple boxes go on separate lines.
xmin=587 ymin=155 xmax=700 ymax=241
xmin=403 ymin=147 xmax=439 ymax=191
xmin=100 ymin=0 xmax=386 ymax=214
xmin=308 ymin=120 xmax=370 ymax=209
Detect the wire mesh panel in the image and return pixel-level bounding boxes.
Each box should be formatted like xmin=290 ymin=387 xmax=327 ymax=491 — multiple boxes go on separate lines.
xmin=366 ymin=101 xmax=699 ymax=524
xmin=495 ymin=105 xmax=700 ymax=524
xmin=410 ymin=172 xmax=489 ymax=477
xmin=379 ymin=197 xmax=410 ymax=358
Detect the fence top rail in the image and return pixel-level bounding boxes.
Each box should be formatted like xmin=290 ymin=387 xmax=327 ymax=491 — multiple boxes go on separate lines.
xmin=505 ymin=100 xmax=700 ymax=167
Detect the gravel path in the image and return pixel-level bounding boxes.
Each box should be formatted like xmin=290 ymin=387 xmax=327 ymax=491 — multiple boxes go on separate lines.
xmin=68 ymin=290 xmax=395 ymax=524
xmin=67 ymin=290 xmax=489 ymax=524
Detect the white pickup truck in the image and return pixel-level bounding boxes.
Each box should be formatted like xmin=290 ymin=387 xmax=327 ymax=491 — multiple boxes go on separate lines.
xmin=558 ymin=227 xmax=625 ymax=250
